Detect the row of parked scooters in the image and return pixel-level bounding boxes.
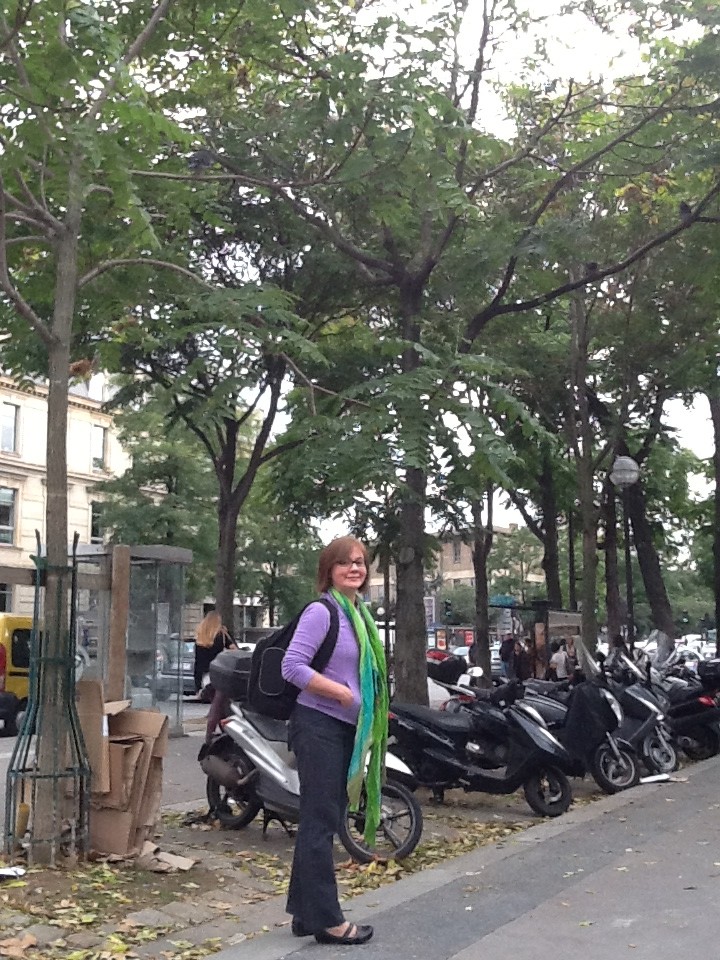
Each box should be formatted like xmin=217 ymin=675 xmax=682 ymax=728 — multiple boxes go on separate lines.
xmin=389 ymin=641 xmax=720 ymax=819
xmin=198 ymin=640 xmax=720 ymax=866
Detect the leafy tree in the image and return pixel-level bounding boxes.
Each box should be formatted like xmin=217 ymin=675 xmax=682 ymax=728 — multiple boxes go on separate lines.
xmin=0 ymin=0 xmax=243 ymax=862
xmin=197 ymin=1 xmax=720 ymax=699
xmin=96 ymin=394 xmax=217 ymax=600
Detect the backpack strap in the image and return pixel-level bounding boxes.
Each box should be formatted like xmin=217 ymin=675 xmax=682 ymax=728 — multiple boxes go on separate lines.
xmin=308 ymin=597 xmax=340 ymax=674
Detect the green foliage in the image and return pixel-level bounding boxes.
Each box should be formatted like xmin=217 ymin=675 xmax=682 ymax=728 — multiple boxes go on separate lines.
xmin=96 ymin=392 xmax=217 ymax=599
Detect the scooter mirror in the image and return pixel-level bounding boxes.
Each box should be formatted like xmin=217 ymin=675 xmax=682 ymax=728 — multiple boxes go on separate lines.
xmin=466 ymin=666 xmax=484 ymax=679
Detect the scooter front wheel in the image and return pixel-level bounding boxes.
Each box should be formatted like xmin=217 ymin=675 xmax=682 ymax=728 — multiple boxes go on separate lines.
xmin=590 ymin=742 xmax=640 ymax=793
xmin=339 ymin=779 xmax=423 ymax=863
xmin=642 ymin=733 xmax=677 ymax=774
xmin=523 ymin=767 xmax=572 ymax=817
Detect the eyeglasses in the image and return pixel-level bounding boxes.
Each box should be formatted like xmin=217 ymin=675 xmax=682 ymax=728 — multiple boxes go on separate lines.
xmin=335 ymin=559 xmax=367 ymax=569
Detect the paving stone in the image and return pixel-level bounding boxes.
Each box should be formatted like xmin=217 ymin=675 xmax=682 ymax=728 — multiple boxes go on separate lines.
xmin=161 ymin=900 xmax=217 ymax=924
xmin=66 ymin=931 xmax=106 ymax=948
xmin=130 ymin=920 xmax=242 ymax=958
xmin=23 ymin=924 xmax=66 ymax=947
xmin=163 ymin=916 xmax=247 ymax=947
xmin=0 ymin=911 xmax=32 ymax=929
xmin=124 ymin=908 xmax=177 ymax=929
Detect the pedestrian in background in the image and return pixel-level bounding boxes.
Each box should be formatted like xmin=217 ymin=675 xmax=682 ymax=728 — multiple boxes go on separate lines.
xmin=193 ymin=610 xmax=233 ymax=699
xmin=513 ymin=638 xmax=533 ymax=681
xmin=499 ymin=634 xmax=516 ymax=679
xmin=281 ymin=535 xmax=388 ymax=946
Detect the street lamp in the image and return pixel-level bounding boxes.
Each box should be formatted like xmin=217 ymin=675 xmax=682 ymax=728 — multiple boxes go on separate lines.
xmin=610 ymin=456 xmax=641 ymax=643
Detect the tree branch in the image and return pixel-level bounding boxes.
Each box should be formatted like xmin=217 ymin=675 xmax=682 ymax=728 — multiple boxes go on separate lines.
xmin=0 ymin=176 xmax=54 ymax=347
xmin=86 ymin=0 xmax=175 ymax=121
xmin=78 ymin=257 xmax=216 ymax=290
xmin=463 ymin=176 xmax=720 ymax=345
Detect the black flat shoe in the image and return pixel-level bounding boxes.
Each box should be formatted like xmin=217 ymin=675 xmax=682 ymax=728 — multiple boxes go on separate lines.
xmin=291 ymin=918 xmax=311 ymax=937
xmin=315 ymin=923 xmax=373 ymax=945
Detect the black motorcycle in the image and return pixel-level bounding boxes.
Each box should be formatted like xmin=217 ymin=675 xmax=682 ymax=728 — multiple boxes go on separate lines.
xmin=389 ymin=682 xmax=574 ymax=817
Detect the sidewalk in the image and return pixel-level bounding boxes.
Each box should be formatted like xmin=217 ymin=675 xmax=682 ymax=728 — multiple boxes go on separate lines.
xmin=213 ymin=755 xmax=720 ymax=960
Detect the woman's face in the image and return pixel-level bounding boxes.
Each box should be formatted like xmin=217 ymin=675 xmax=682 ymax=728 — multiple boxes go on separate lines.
xmin=330 ymin=548 xmax=367 ymax=597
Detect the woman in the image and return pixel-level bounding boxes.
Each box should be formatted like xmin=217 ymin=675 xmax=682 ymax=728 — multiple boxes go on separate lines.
xmin=193 ymin=610 xmax=233 ymax=698
xmin=281 ymin=536 xmax=388 ymax=946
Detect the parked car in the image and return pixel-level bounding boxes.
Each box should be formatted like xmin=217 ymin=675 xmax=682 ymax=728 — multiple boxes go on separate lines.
xmin=151 ymin=636 xmax=258 ymax=701
xmin=152 ymin=636 xmax=196 ymax=701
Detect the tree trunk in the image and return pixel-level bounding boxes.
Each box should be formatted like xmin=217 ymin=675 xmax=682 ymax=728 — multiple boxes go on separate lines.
xmin=709 ymin=391 xmax=720 ymax=657
xmin=393 ymin=466 xmax=429 ymax=704
xmin=33 ymin=174 xmax=83 ymax=863
xmin=267 ymin=562 xmax=278 ymax=627
xmin=626 ymin=481 xmax=675 ymax=637
xmin=392 ymin=286 xmax=429 ymax=704
xmin=567 ymin=507 xmax=578 ymax=611
xmin=603 ymin=481 xmax=623 ymax=639
xmin=215 ymin=491 xmax=238 ymax=632
xmin=568 ymin=290 xmax=600 ymax=649
xmin=539 ymin=454 xmax=563 ymax=607
xmin=471 ymin=492 xmax=493 ymax=687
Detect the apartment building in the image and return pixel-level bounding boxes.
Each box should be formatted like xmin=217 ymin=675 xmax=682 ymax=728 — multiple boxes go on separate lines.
xmin=0 ymin=376 xmax=130 ymax=614
xmin=365 ymin=526 xmax=544 ymax=611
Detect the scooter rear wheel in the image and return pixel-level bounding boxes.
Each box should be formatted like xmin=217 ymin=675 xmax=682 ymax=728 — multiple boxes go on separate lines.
xmin=590 ymin=742 xmax=640 ymax=793
xmin=642 ymin=733 xmax=677 ymax=774
xmin=680 ymin=725 xmax=720 ymax=762
xmin=523 ymin=767 xmax=572 ymax=817
xmin=339 ymin=780 xmax=423 ymax=863
xmin=206 ymin=747 xmax=262 ymax=829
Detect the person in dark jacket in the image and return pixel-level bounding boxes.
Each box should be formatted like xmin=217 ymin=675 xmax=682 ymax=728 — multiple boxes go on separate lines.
xmin=193 ymin=610 xmax=233 ymax=697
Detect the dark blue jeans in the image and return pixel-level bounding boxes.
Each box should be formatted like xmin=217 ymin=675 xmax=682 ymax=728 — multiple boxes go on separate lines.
xmin=286 ymin=703 xmax=356 ymax=932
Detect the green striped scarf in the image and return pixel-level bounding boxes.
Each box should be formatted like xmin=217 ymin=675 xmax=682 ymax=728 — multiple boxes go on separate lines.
xmin=330 ymin=588 xmax=389 ymax=846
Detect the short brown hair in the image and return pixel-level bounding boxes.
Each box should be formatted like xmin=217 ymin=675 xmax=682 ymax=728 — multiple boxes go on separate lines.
xmin=316 ymin=536 xmax=370 ymax=593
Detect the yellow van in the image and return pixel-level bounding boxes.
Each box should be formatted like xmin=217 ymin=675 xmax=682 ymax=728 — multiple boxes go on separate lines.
xmin=0 ymin=613 xmax=31 ymax=736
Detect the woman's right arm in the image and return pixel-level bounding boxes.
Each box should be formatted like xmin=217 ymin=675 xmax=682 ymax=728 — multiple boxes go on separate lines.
xmin=282 ymin=603 xmax=351 ymax=707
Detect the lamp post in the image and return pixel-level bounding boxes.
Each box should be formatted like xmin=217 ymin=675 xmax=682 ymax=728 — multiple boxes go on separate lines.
xmin=610 ymin=456 xmax=641 ymax=643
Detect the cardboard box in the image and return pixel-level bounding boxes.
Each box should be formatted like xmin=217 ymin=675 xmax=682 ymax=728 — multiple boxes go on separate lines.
xmin=88 ymin=707 xmax=169 ymax=857
xmin=89 ymin=809 xmax=136 ymax=857
xmin=91 ymin=736 xmax=144 ymax=811
xmin=108 ymin=709 xmax=169 ymax=758
xmin=75 ymin=680 xmax=111 ymax=794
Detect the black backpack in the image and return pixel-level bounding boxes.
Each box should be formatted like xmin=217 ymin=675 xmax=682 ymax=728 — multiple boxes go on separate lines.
xmin=246 ymin=598 xmax=339 ymax=720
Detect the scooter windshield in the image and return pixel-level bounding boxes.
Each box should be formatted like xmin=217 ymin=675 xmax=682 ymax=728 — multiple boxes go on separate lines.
xmin=574 ymin=638 xmax=602 ymax=680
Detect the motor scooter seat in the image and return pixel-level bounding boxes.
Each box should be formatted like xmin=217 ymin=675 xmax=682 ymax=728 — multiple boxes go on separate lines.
xmin=391 ymin=702 xmax=474 ymax=734
xmin=243 ymin=710 xmax=289 ymax=743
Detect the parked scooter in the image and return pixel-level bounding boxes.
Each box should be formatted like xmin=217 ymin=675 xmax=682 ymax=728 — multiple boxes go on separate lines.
xmin=521 ymin=679 xmax=640 ymax=794
xmin=629 ymin=651 xmax=720 ymax=762
xmin=199 ymin=654 xmax=423 ymax=864
xmin=580 ymin=645 xmax=677 ymax=775
xmin=389 ymin=674 xmax=574 ymax=817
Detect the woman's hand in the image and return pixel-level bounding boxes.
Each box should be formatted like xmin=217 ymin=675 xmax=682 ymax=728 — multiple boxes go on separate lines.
xmin=305 ymin=673 xmax=355 ymax=708
xmin=334 ymin=683 xmax=355 ymax=709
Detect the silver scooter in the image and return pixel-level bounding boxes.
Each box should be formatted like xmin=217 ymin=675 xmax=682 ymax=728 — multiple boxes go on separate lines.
xmin=199 ymin=700 xmax=424 ymax=863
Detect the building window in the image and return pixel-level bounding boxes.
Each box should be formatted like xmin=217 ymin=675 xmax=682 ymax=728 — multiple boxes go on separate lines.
xmin=452 ymin=540 xmax=461 ymax=564
xmin=0 ymin=403 xmax=18 ymax=453
xmin=90 ymin=502 xmax=104 ymax=544
xmin=0 ymin=487 xmax=16 ymax=544
xmin=91 ymin=425 xmax=107 ymax=470
xmin=0 ymin=583 xmax=10 ymax=611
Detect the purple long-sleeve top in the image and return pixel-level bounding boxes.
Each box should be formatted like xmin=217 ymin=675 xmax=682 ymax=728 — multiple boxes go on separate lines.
xmin=281 ymin=593 xmax=360 ymax=726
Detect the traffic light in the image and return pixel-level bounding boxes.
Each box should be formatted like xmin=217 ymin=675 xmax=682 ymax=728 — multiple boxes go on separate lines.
xmin=443 ymin=599 xmax=452 ymax=620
